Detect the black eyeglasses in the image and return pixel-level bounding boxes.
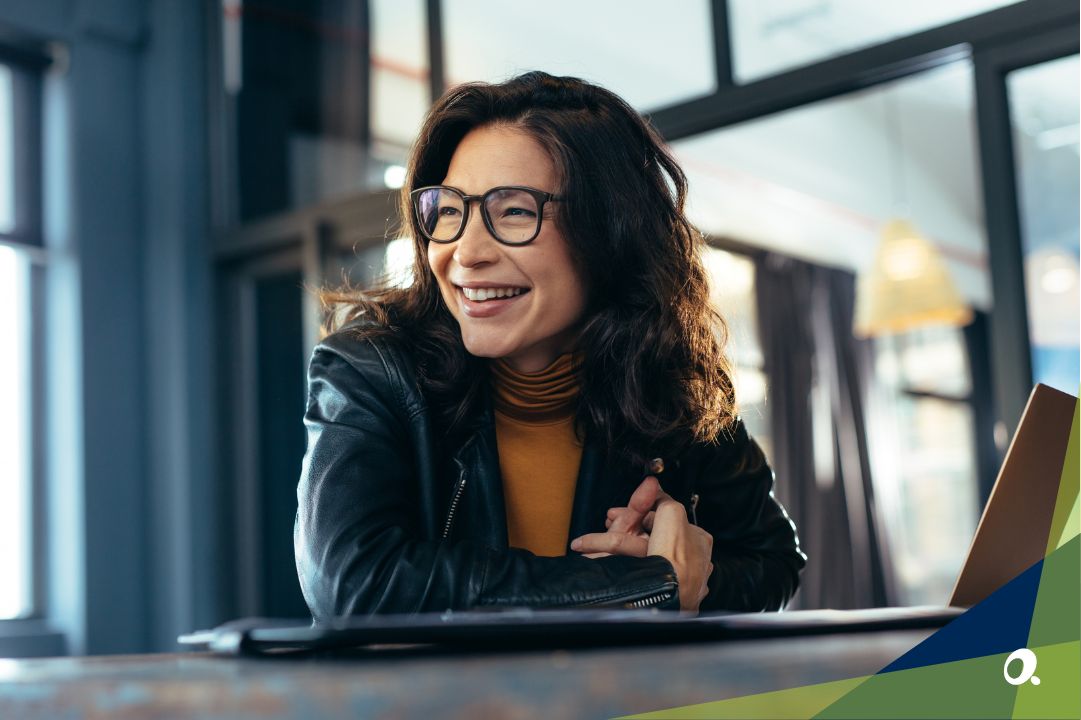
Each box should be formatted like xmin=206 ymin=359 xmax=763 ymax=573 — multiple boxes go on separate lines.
xmin=410 ymin=185 xmax=563 ymax=246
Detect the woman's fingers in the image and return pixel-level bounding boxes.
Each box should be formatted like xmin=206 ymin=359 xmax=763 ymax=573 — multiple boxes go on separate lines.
xmin=654 ymin=497 xmax=688 ymax=526
xmin=608 ymin=476 xmax=660 ymax=534
xmin=606 ymin=506 xmax=632 ymax=530
xmin=571 ymin=531 xmax=648 ymax=558
xmin=654 ymin=488 xmax=679 ymax=507
xmin=641 ymin=510 xmax=656 ymax=532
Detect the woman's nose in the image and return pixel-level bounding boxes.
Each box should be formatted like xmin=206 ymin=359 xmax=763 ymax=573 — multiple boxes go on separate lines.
xmin=453 ymin=206 xmax=501 ymax=267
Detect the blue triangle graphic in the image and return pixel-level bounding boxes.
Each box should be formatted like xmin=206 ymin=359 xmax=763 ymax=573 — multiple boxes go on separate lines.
xmin=879 ymin=556 xmax=1043 ymax=673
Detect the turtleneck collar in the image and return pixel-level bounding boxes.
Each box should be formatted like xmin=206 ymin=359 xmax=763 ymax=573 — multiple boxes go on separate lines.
xmin=490 ymin=352 xmax=584 ymax=424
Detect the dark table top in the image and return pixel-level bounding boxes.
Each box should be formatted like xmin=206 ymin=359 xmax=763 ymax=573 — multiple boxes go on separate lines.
xmin=0 ymin=628 xmax=933 ymax=719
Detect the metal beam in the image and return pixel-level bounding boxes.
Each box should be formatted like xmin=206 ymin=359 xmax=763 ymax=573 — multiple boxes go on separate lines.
xmin=426 ymin=0 xmax=444 ymax=101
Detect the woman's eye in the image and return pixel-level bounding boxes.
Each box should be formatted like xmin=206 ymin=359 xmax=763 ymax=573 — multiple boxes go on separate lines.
xmin=502 ymin=207 xmax=537 ymax=218
xmin=438 ymin=206 xmax=462 ymax=217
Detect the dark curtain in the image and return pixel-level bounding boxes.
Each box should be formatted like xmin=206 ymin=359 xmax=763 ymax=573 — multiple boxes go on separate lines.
xmin=754 ymin=252 xmax=897 ymax=609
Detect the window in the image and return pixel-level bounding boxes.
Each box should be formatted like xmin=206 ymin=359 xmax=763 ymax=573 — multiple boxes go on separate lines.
xmin=869 ymin=326 xmax=980 ymax=605
xmin=371 ymin=0 xmax=429 ymax=167
xmin=0 ymin=60 xmax=33 ymax=620
xmin=671 ymin=61 xmax=987 ymax=313
xmin=702 ymin=247 xmax=771 ymax=458
xmin=0 ymin=246 xmax=32 ymax=620
xmin=443 ymin=0 xmax=716 ymax=111
xmin=1007 ymin=54 xmax=1080 ymax=395
xmin=222 ymin=1 xmax=433 ymax=223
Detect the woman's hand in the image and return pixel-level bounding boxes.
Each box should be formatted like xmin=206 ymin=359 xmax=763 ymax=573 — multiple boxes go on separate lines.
xmin=643 ymin=491 xmax=714 ymax=611
xmin=571 ymin=482 xmax=714 ymax=612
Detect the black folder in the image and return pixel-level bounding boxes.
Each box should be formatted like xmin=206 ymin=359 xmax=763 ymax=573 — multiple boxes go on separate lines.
xmin=178 ymin=606 xmax=961 ymax=656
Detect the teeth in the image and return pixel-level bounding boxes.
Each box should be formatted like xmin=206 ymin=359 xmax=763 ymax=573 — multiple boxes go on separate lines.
xmin=462 ymin=287 xmax=527 ymax=302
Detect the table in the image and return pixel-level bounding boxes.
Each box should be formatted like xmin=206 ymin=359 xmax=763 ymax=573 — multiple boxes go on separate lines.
xmin=0 ymin=628 xmax=933 ymax=719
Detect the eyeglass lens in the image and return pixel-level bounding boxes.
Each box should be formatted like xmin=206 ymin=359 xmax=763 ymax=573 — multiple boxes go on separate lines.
xmin=416 ymin=188 xmax=541 ymax=244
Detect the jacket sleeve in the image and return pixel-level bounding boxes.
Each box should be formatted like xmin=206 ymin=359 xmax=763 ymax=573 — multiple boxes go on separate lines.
xmin=693 ymin=420 xmax=807 ymax=613
xmin=294 ymin=338 xmax=679 ymax=620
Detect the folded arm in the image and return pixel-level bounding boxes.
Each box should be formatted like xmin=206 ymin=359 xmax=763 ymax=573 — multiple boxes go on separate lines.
xmin=294 ymin=340 xmax=680 ymax=621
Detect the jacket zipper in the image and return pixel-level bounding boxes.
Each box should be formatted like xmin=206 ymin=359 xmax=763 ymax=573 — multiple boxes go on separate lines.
xmin=690 ymin=492 xmax=700 ymax=525
xmin=625 ymin=589 xmax=676 ymax=609
xmin=442 ymin=470 xmax=467 ymax=539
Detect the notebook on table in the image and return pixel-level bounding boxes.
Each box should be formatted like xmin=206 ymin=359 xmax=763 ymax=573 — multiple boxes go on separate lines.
xmin=179 ymin=384 xmax=1076 ymax=657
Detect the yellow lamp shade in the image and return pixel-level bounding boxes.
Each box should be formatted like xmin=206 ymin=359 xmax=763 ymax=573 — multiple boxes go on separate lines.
xmin=854 ymin=219 xmax=973 ymax=337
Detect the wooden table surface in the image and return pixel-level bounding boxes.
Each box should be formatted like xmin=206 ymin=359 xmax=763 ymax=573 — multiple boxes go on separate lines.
xmin=0 ymin=628 xmax=933 ymax=719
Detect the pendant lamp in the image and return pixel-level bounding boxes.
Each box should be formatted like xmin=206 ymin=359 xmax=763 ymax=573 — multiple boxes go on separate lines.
xmin=854 ymin=218 xmax=973 ymax=337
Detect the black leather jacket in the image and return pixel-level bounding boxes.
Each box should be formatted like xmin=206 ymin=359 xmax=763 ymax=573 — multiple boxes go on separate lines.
xmin=294 ymin=325 xmax=806 ymax=620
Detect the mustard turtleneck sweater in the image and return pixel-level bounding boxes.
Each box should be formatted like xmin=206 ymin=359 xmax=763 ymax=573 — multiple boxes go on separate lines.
xmin=490 ymin=352 xmax=585 ymax=557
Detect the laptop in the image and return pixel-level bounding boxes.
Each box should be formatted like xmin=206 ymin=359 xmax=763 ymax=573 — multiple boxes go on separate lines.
xmin=948 ymin=383 xmax=1076 ymax=607
xmin=179 ymin=384 xmax=1077 ymax=656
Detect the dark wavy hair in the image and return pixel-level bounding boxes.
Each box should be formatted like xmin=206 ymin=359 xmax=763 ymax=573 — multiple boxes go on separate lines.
xmin=320 ymin=71 xmax=737 ymax=474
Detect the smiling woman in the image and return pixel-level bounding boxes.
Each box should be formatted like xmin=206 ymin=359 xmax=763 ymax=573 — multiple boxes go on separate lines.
xmin=297 ymin=71 xmax=806 ymax=619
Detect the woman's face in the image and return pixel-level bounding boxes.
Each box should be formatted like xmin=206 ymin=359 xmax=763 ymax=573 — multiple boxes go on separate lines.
xmin=426 ymin=124 xmax=589 ymax=373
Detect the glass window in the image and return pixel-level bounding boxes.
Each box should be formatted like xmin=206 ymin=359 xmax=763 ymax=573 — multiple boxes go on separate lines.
xmin=226 ymin=0 xmax=431 ymax=223
xmin=671 ymin=61 xmax=988 ymax=311
xmin=702 ymin=247 xmax=771 ymax=458
xmin=870 ymin=328 xmax=980 ymax=606
xmin=443 ymin=0 xmax=716 ymax=111
xmin=0 ymin=61 xmax=33 ymax=621
xmin=0 ymin=244 xmax=31 ymax=620
xmin=729 ymin=0 xmax=1018 ymax=83
xmin=371 ymin=0 xmax=429 ymax=177
xmin=880 ymin=324 xmax=972 ymax=398
xmin=1007 ymin=54 xmax=1080 ymax=395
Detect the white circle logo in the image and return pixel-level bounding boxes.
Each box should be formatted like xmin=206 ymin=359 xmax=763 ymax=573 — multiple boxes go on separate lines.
xmin=1003 ymin=648 xmax=1041 ymax=686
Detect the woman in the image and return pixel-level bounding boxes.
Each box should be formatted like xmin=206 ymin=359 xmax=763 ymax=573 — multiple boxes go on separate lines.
xmin=295 ymin=71 xmax=805 ymax=620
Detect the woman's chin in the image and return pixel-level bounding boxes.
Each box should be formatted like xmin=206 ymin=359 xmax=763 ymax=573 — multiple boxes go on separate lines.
xmin=461 ymin=337 xmax=516 ymax=360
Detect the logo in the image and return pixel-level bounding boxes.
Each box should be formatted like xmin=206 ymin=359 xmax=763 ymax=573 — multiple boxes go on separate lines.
xmin=1003 ymin=648 xmax=1040 ymax=686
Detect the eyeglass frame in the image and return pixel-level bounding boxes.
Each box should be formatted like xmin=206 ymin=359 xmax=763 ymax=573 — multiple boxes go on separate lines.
xmin=410 ymin=184 xmax=564 ymax=246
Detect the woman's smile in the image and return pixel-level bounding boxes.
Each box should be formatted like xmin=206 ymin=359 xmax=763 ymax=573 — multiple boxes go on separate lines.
xmin=457 ymin=285 xmax=533 ymax=318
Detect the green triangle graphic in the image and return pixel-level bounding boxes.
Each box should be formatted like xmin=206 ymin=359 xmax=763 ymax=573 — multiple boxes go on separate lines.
xmin=813 ymin=652 xmax=1020 ymax=719
xmin=617 ymin=675 xmax=869 ymax=719
xmin=1054 ymin=494 xmax=1080 ymax=553
xmin=1046 ymin=394 xmax=1080 ymax=554
xmin=1025 ymin=536 xmax=1080 ymax=651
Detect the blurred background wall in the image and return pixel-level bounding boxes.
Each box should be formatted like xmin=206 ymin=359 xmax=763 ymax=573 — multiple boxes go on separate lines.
xmin=0 ymin=0 xmax=1077 ymax=656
